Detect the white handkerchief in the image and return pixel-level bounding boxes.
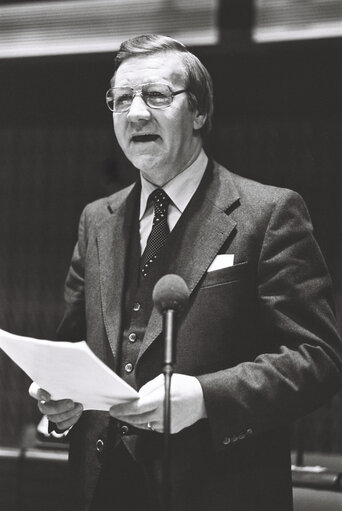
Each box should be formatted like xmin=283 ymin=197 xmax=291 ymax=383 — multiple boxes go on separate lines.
xmin=207 ymin=254 xmax=235 ymax=272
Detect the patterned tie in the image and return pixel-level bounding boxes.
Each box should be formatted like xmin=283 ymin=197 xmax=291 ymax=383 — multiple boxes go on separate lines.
xmin=141 ymin=188 xmax=170 ymax=277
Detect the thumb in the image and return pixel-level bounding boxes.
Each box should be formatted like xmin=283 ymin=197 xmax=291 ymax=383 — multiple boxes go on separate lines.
xmin=139 ymin=374 xmax=164 ymax=397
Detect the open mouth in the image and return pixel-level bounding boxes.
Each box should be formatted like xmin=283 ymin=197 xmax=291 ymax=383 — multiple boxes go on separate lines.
xmin=132 ymin=134 xmax=160 ymax=143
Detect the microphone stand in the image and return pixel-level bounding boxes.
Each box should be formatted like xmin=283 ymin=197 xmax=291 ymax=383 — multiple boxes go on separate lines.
xmin=152 ymin=273 xmax=190 ymax=511
xmin=162 ymin=308 xmax=176 ymax=511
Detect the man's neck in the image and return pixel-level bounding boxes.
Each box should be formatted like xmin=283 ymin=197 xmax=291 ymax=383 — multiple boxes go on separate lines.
xmin=140 ymin=144 xmax=203 ymax=188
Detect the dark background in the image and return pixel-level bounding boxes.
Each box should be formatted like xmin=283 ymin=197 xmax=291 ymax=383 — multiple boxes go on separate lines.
xmin=0 ymin=10 xmax=341 ymax=452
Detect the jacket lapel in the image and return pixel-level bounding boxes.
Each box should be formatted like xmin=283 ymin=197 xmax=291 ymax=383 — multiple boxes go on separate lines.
xmin=96 ymin=182 xmax=139 ymax=364
xmin=138 ymin=162 xmax=240 ymax=361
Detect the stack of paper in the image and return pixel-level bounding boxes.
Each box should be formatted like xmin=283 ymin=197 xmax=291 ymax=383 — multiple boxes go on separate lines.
xmin=0 ymin=329 xmax=138 ymax=410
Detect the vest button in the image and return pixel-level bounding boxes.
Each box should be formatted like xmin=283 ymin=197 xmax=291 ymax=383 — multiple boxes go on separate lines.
xmin=133 ymin=302 xmax=141 ymax=312
xmin=120 ymin=425 xmax=129 ymax=435
xmin=128 ymin=332 xmax=137 ymax=343
xmin=124 ymin=363 xmax=133 ymax=373
xmin=96 ymin=439 xmax=104 ymax=453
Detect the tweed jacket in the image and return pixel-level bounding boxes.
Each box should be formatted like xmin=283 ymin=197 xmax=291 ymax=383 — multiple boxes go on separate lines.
xmin=57 ymin=161 xmax=342 ymax=511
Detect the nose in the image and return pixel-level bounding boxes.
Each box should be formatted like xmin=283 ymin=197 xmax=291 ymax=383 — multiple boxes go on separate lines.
xmin=126 ymin=94 xmax=151 ymax=122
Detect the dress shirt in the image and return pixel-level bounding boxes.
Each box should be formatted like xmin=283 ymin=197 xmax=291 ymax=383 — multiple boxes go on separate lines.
xmin=139 ymin=149 xmax=208 ymax=254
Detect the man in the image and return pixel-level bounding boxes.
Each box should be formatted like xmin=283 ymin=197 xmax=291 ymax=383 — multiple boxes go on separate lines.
xmin=31 ymin=34 xmax=342 ymax=510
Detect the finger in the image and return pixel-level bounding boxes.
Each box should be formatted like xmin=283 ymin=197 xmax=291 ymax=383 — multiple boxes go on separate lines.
xmin=110 ymin=393 xmax=160 ymax=417
xmin=38 ymin=398 xmax=76 ymax=415
xmin=47 ymin=402 xmax=83 ymax=425
xmin=140 ymin=420 xmax=163 ymax=433
xmin=54 ymin=407 xmax=83 ymax=430
xmin=111 ymin=410 xmax=157 ymax=426
xmin=109 ymin=401 xmax=133 ymax=416
xmin=37 ymin=388 xmax=51 ymax=402
xmin=148 ymin=422 xmax=163 ymax=433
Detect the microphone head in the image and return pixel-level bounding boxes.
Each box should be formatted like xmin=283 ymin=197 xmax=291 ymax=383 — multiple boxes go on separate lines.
xmin=152 ymin=274 xmax=190 ymax=313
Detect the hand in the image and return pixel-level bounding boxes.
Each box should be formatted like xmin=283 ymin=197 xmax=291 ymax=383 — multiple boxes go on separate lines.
xmin=29 ymin=382 xmax=83 ymax=431
xmin=109 ymin=373 xmax=207 ymax=434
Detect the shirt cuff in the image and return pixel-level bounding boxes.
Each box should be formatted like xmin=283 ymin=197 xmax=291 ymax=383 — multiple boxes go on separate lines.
xmin=37 ymin=415 xmax=72 ymax=438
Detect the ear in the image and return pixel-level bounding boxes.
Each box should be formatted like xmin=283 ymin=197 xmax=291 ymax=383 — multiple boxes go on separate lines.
xmin=193 ymin=110 xmax=207 ymax=131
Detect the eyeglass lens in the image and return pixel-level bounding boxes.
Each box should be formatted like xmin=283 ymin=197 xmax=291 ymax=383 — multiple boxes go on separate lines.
xmin=106 ymin=83 xmax=173 ymax=112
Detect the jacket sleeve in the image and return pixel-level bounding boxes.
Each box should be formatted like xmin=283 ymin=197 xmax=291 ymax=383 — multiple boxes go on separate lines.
xmin=46 ymin=208 xmax=88 ymax=435
xmin=198 ymin=190 xmax=342 ymax=451
xmin=57 ymin=206 xmax=88 ymax=342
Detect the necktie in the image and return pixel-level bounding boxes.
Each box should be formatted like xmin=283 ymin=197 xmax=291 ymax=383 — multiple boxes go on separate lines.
xmin=141 ymin=188 xmax=170 ymax=277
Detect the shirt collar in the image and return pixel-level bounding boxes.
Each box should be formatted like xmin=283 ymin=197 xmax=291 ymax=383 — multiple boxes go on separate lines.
xmin=139 ymin=149 xmax=208 ymax=220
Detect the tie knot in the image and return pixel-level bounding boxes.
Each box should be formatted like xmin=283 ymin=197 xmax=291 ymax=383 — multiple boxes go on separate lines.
xmin=150 ymin=188 xmax=170 ymax=215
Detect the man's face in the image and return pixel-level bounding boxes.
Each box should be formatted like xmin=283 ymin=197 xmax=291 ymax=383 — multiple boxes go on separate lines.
xmin=112 ymin=51 xmax=205 ymax=186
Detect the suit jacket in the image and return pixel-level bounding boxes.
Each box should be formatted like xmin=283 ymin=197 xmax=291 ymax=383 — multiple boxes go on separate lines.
xmin=58 ymin=161 xmax=342 ymax=511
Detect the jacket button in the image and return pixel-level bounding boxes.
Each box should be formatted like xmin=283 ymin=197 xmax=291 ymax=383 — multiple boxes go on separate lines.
xmin=120 ymin=425 xmax=129 ymax=435
xmin=96 ymin=439 xmax=104 ymax=453
xmin=125 ymin=363 xmax=133 ymax=373
xmin=128 ymin=332 xmax=137 ymax=343
xmin=133 ymin=302 xmax=141 ymax=312
xmin=222 ymin=437 xmax=231 ymax=446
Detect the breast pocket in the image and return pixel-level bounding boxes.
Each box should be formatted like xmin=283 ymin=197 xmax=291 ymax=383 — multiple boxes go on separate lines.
xmin=200 ymin=261 xmax=250 ymax=289
xmin=176 ymin=260 xmax=257 ymax=373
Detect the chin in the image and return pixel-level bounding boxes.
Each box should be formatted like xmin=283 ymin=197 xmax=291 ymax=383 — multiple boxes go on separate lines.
xmin=140 ymin=169 xmax=162 ymax=184
xmin=132 ymin=156 xmax=161 ymax=174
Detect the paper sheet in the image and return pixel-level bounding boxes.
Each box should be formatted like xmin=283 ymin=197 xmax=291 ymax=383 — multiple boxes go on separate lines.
xmin=0 ymin=329 xmax=138 ymax=410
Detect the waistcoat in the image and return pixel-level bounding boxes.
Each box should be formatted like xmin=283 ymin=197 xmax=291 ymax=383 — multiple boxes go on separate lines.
xmin=114 ymin=163 xmax=212 ymax=443
xmin=118 ymin=208 xmax=171 ymax=388
xmin=117 ymin=161 xmax=213 ymax=391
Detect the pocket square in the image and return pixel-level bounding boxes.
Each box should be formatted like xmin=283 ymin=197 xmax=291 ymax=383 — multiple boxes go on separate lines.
xmin=207 ymin=254 xmax=235 ymax=272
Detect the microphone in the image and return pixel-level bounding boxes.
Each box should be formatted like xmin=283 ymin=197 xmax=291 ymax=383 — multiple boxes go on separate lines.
xmin=152 ymin=273 xmax=190 ymax=314
xmin=153 ymin=274 xmax=189 ymax=377
xmin=152 ymin=274 xmax=189 ymax=511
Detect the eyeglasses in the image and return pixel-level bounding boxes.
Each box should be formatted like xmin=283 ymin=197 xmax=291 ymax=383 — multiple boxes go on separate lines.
xmin=105 ymin=82 xmax=187 ymax=113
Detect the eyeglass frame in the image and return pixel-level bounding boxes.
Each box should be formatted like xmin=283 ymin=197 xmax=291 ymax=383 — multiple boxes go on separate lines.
xmin=105 ymin=82 xmax=188 ymax=113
